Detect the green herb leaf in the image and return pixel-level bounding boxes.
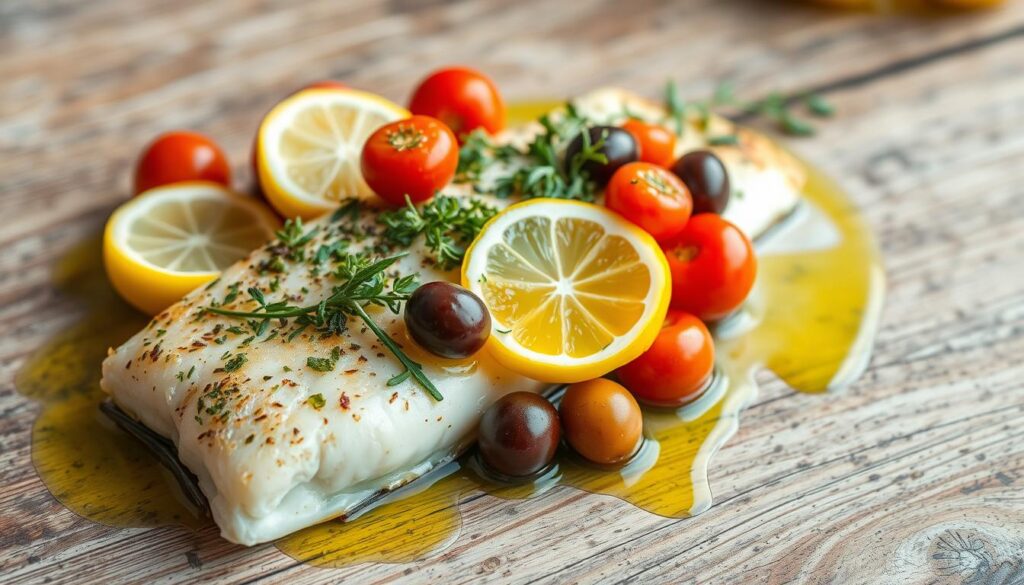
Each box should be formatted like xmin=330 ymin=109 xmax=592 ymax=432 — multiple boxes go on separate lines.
xmin=805 ymin=94 xmax=835 ymax=117
xmin=306 ymin=356 xmax=336 ymax=372
xmin=223 ymin=353 xmax=248 ymax=373
xmin=307 ymin=393 xmax=326 ymax=409
xmin=708 ymin=134 xmax=739 ymax=146
xmin=665 ymin=80 xmax=686 ymax=136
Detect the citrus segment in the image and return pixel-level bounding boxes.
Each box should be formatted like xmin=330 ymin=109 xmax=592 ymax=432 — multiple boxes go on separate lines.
xmin=463 ymin=199 xmax=671 ymax=382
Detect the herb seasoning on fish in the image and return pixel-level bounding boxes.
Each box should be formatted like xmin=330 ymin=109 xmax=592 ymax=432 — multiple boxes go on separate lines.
xmin=206 ymin=248 xmax=443 ymax=401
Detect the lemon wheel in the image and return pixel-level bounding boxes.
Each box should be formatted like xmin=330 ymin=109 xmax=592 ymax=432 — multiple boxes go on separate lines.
xmin=103 ymin=182 xmax=280 ymax=315
xmin=257 ymin=88 xmax=409 ymax=219
xmin=462 ymin=199 xmax=671 ymax=383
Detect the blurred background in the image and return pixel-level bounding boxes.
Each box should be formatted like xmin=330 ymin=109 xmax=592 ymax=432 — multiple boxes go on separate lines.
xmin=2 ymin=1 xmax=1022 ymax=583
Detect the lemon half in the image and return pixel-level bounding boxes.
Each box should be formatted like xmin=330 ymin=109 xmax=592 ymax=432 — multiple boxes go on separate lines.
xmin=103 ymin=182 xmax=280 ymax=315
xmin=257 ymin=88 xmax=409 ymax=219
xmin=462 ymin=199 xmax=671 ymax=383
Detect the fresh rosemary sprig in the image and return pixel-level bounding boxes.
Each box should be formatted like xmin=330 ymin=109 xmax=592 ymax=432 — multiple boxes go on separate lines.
xmin=206 ymin=252 xmax=442 ymax=401
xmin=665 ymin=80 xmax=836 ymax=138
xmin=379 ymin=195 xmax=498 ymax=270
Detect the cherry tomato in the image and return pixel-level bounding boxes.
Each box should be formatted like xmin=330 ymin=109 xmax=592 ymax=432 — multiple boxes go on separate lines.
xmin=134 ymin=131 xmax=230 ymax=195
xmin=409 ymin=66 xmax=505 ymax=139
xmin=559 ymin=378 xmax=643 ymax=465
xmin=360 ymin=115 xmax=458 ymax=205
xmin=605 ymin=162 xmax=692 ymax=242
xmin=621 ymin=119 xmax=677 ymax=167
xmin=617 ymin=311 xmax=715 ymax=406
xmin=662 ymin=214 xmax=757 ymax=322
xmin=251 ymin=81 xmax=348 ymax=193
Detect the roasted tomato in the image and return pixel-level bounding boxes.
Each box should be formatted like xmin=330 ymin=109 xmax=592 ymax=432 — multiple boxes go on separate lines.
xmin=605 ymin=162 xmax=692 ymax=242
xmin=621 ymin=119 xmax=677 ymax=168
xmin=409 ymin=66 xmax=506 ymax=139
xmin=134 ymin=131 xmax=231 ymax=195
xmin=662 ymin=214 xmax=757 ymax=321
xmin=617 ymin=311 xmax=715 ymax=406
xmin=360 ymin=115 xmax=458 ymax=205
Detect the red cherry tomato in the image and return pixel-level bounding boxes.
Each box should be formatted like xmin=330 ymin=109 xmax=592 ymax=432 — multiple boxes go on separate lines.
xmin=134 ymin=131 xmax=230 ymax=195
xmin=605 ymin=162 xmax=692 ymax=242
xmin=409 ymin=66 xmax=505 ymax=140
xmin=360 ymin=115 xmax=458 ymax=205
xmin=663 ymin=214 xmax=757 ymax=321
xmin=251 ymin=81 xmax=348 ymax=193
xmin=617 ymin=310 xmax=715 ymax=406
xmin=621 ymin=119 xmax=677 ymax=168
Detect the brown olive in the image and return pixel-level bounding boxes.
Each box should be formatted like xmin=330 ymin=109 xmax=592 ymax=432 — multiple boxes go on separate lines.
xmin=564 ymin=126 xmax=638 ymax=186
xmin=478 ymin=392 xmax=561 ymax=477
xmin=559 ymin=378 xmax=643 ymax=465
xmin=671 ymin=150 xmax=731 ymax=215
xmin=404 ymin=281 xmax=491 ymax=359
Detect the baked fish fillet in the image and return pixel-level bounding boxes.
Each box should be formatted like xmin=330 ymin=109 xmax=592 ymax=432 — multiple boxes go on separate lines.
xmin=100 ymin=87 xmax=805 ymax=545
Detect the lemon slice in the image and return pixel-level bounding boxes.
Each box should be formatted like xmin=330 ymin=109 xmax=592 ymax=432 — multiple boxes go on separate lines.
xmin=462 ymin=199 xmax=671 ymax=383
xmin=257 ymin=88 xmax=409 ymax=219
xmin=103 ymin=182 xmax=280 ymax=315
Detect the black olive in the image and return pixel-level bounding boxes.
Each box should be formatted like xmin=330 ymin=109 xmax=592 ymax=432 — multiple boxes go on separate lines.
xmin=565 ymin=126 xmax=638 ymax=186
xmin=671 ymin=150 xmax=731 ymax=215
xmin=478 ymin=392 xmax=560 ymax=477
xmin=404 ymin=282 xmax=491 ymax=359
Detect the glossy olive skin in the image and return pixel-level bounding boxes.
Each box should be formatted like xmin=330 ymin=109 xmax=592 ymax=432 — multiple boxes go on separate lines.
xmin=565 ymin=126 xmax=638 ymax=186
xmin=478 ymin=392 xmax=561 ymax=477
xmin=559 ymin=379 xmax=643 ymax=465
xmin=404 ymin=282 xmax=491 ymax=359
xmin=671 ymin=150 xmax=731 ymax=215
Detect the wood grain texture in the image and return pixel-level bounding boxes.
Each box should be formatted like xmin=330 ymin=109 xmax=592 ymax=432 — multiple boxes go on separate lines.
xmin=2 ymin=0 xmax=1024 ymax=583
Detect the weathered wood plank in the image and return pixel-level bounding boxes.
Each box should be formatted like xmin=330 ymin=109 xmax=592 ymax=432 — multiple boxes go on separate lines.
xmin=1 ymin=0 xmax=1023 ymax=583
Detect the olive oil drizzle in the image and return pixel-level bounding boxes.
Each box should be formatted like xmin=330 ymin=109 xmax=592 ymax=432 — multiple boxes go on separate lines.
xmin=15 ymin=102 xmax=883 ymax=567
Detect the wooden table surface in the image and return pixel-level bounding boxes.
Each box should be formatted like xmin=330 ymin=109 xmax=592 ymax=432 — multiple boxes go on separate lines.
xmin=3 ymin=1 xmax=1024 ymax=583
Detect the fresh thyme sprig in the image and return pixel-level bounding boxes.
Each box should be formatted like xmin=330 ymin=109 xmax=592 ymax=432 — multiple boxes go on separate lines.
xmin=492 ymin=103 xmax=607 ymax=201
xmin=379 ymin=195 xmax=498 ymax=270
xmin=455 ymin=104 xmax=607 ymax=202
xmin=206 ymin=252 xmax=442 ymax=401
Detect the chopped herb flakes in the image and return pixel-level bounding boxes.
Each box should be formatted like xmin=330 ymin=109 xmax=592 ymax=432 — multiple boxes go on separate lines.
xmin=307 ymin=393 xmax=326 ymax=410
xmin=207 ymin=252 xmax=442 ymax=401
xmin=306 ymin=356 xmax=336 ymax=372
xmin=223 ymin=353 xmax=248 ymax=373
